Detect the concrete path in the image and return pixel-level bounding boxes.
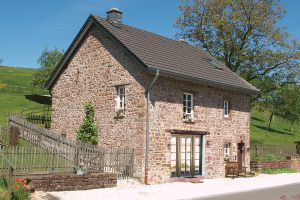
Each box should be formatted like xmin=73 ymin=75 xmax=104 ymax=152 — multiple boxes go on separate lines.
xmin=33 ymin=173 xmax=300 ymax=200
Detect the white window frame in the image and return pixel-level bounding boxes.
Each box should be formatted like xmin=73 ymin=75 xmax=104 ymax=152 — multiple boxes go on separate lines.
xmin=117 ymin=86 xmax=125 ymax=110
xmin=224 ymin=143 xmax=231 ymax=158
xmin=224 ymin=100 xmax=229 ymax=117
xmin=183 ymin=93 xmax=193 ymax=117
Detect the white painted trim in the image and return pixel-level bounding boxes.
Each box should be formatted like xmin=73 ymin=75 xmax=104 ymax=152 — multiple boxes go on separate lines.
xmin=183 ymin=92 xmax=194 ymax=117
xmin=201 ymin=136 xmax=206 ymax=176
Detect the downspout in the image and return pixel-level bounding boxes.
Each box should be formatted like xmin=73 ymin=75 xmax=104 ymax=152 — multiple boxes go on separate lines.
xmin=145 ymin=68 xmax=159 ymax=185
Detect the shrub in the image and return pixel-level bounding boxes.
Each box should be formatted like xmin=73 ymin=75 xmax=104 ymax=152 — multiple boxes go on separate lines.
xmin=11 ymin=178 xmax=30 ymax=200
xmin=76 ymin=102 xmax=98 ymax=145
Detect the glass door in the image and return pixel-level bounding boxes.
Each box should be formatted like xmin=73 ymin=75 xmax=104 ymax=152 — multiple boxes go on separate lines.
xmin=171 ymin=135 xmax=202 ymax=177
xmin=180 ymin=137 xmax=192 ymax=176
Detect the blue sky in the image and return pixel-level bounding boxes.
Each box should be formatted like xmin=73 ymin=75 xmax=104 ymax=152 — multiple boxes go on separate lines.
xmin=0 ymin=0 xmax=299 ymax=69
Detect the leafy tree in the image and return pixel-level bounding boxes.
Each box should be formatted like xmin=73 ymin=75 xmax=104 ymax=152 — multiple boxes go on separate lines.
xmin=77 ymin=102 xmax=99 ymax=145
xmin=32 ymin=48 xmax=64 ymax=90
xmin=260 ymin=84 xmax=300 ymax=132
xmin=175 ymin=0 xmax=300 ymax=95
xmin=276 ymin=84 xmax=300 ymax=133
xmin=257 ymin=89 xmax=281 ymax=130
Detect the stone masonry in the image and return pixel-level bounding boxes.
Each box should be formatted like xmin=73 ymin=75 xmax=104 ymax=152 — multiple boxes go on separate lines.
xmin=23 ymin=173 xmax=117 ymax=191
xmin=51 ymin=24 xmax=251 ymax=184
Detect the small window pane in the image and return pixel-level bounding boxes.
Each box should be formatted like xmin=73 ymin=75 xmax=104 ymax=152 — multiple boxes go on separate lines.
xmin=117 ymin=86 xmax=125 ymax=109
xmin=224 ymin=100 xmax=229 ymax=117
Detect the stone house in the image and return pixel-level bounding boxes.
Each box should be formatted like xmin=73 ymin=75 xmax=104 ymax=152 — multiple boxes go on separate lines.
xmin=46 ymin=8 xmax=259 ymax=184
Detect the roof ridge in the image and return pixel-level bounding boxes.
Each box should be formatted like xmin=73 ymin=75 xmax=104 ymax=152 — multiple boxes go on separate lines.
xmin=94 ymin=15 xmax=208 ymax=52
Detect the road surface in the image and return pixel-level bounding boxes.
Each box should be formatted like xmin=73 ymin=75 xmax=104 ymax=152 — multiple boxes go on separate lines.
xmin=190 ymin=183 xmax=300 ymax=200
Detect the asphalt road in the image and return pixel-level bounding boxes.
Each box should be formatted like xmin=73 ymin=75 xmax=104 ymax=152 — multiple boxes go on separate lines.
xmin=189 ymin=183 xmax=300 ymax=200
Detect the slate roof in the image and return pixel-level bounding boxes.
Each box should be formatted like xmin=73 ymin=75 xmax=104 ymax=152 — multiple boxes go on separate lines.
xmin=47 ymin=14 xmax=259 ymax=94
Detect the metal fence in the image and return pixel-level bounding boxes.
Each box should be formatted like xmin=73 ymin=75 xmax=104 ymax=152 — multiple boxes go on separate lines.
xmin=21 ymin=107 xmax=52 ymax=129
xmin=250 ymin=144 xmax=297 ymax=157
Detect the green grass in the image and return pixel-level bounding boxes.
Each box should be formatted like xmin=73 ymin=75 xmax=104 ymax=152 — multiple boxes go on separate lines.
xmin=0 ymin=65 xmax=46 ymax=126
xmin=251 ymin=109 xmax=300 ymax=144
xmin=1 ymin=65 xmax=300 ymax=145
xmin=261 ymin=168 xmax=297 ymax=174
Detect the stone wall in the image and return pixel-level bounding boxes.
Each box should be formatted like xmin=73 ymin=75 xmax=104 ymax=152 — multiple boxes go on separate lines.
xmin=51 ymin=25 xmax=149 ymax=181
xmin=24 ymin=173 xmax=116 ymax=191
xmin=250 ymin=160 xmax=294 ymax=171
xmin=290 ymin=156 xmax=300 ymax=172
xmin=148 ymin=77 xmax=251 ymax=183
xmin=260 ymin=160 xmax=291 ymax=169
xmin=50 ymin=24 xmax=251 ymax=184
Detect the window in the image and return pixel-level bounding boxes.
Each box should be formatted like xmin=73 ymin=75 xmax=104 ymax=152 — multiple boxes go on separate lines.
xmin=117 ymin=86 xmax=125 ymax=110
xmin=224 ymin=100 xmax=229 ymax=117
xmin=224 ymin=143 xmax=231 ymax=160
xmin=207 ymin=58 xmax=223 ymax=70
xmin=183 ymin=93 xmax=193 ymax=117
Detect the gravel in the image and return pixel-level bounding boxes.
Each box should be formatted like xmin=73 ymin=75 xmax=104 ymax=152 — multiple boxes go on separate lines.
xmin=47 ymin=173 xmax=300 ymax=200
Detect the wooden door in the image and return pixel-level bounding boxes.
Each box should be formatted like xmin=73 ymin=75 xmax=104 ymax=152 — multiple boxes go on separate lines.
xmin=238 ymin=143 xmax=244 ymax=168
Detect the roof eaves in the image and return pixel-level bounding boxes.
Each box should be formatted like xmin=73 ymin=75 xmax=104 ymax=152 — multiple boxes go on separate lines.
xmin=46 ymin=14 xmax=149 ymax=90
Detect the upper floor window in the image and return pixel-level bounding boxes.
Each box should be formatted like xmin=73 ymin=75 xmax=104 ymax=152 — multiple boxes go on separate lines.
xmin=183 ymin=93 xmax=193 ymax=117
xmin=224 ymin=100 xmax=229 ymax=117
xmin=117 ymin=86 xmax=125 ymax=110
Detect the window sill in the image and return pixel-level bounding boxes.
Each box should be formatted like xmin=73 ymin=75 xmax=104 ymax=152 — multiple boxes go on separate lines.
xmin=183 ymin=120 xmax=195 ymax=124
xmin=223 ymin=116 xmax=232 ymax=120
xmin=114 ymin=115 xmax=125 ymax=119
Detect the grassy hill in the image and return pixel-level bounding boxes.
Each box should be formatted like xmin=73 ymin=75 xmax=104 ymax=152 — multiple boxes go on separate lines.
xmin=251 ymin=109 xmax=300 ymax=144
xmin=0 ymin=65 xmax=43 ymax=125
xmin=0 ymin=65 xmax=299 ymax=144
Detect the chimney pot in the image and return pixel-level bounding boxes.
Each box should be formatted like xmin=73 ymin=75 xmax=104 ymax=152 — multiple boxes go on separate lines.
xmin=107 ymin=8 xmax=122 ymax=27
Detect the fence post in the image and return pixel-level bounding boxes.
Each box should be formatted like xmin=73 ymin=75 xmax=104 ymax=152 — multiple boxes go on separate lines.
xmin=51 ymin=149 xmax=55 ymax=173
xmin=6 ymin=166 xmax=13 ymax=200
xmin=74 ymin=143 xmax=81 ymax=169
xmin=255 ymin=144 xmax=257 ymax=157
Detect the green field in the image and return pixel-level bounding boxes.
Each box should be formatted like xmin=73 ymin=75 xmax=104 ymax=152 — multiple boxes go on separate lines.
xmin=0 ymin=65 xmax=299 ymax=144
xmin=251 ymin=109 xmax=300 ymax=144
xmin=0 ymin=65 xmax=44 ymax=126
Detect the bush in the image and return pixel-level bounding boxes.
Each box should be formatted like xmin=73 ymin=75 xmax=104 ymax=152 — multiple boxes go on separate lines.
xmin=11 ymin=178 xmax=30 ymax=200
xmin=0 ymin=178 xmax=30 ymax=200
xmin=262 ymin=168 xmax=296 ymax=174
xmin=76 ymin=102 xmax=98 ymax=145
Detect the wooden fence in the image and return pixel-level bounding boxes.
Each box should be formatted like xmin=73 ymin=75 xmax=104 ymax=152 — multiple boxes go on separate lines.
xmin=0 ymin=146 xmax=134 ymax=179
xmin=3 ymin=114 xmax=134 ymax=179
xmin=251 ymin=144 xmax=297 ymax=157
xmin=0 ymin=125 xmax=9 ymax=146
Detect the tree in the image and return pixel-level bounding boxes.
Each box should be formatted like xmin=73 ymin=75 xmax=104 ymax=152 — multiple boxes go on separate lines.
xmin=175 ymin=0 xmax=300 ymax=95
xmin=77 ymin=102 xmax=99 ymax=145
xmin=32 ymin=48 xmax=64 ymax=90
xmin=260 ymin=84 xmax=300 ymax=132
xmin=0 ymin=58 xmax=2 ymax=65
xmin=257 ymin=89 xmax=281 ymax=130
xmin=276 ymin=84 xmax=300 ymax=133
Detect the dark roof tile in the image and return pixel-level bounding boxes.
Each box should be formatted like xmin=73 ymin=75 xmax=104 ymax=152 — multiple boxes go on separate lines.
xmin=93 ymin=15 xmax=258 ymax=93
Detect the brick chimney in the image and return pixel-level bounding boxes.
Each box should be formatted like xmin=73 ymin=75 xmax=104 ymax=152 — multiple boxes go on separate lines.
xmin=106 ymin=8 xmax=122 ymax=27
